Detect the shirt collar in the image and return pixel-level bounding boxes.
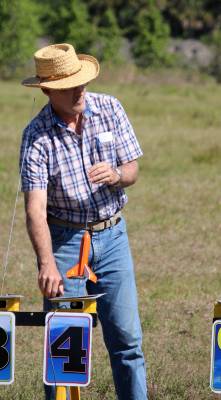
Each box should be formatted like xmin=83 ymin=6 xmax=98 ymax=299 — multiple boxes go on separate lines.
xmin=41 ymin=103 xmax=59 ymax=131
xmin=85 ymin=92 xmax=101 ymax=116
xmin=50 ymin=106 xmax=67 ymax=129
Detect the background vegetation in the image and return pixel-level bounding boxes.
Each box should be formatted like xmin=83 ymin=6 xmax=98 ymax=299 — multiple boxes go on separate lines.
xmin=0 ymin=72 xmax=220 ymax=398
xmin=1 ymin=0 xmax=221 ymax=78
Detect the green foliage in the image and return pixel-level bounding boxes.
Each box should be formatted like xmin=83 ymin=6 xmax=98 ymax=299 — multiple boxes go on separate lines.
xmin=206 ymin=30 xmax=221 ymax=83
xmin=163 ymin=0 xmax=221 ymax=37
xmin=1 ymin=0 xmax=221 ymax=76
xmin=40 ymin=1 xmax=122 ymax=62
xmin=39 ymin=0 xmax=95 ymax=53
xmin=92 ymin=8 xmax=122 ymax=62
xmin=213 ymin=30 xmax=221 ymax=47
xmin=132 ymin=1 xmax=172 ymax=67
xmin=0 ymin=0 xmax=40 ymax=78
xmin=88 ymin=0 xmax=148 ymax=39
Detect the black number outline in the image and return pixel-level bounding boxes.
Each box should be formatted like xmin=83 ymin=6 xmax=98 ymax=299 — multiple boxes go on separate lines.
xmin=0 ymin=327 xmax=9 ymax=370
xmin=50 ymin=326 xmax=88 ymax=374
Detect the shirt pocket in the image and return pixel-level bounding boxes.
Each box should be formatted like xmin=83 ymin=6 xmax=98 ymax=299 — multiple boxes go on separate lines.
xmin=95 ymin=134 xmax=116 ymax=166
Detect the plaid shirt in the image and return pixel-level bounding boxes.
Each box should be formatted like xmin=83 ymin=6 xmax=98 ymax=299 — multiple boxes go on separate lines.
xmin=20 ymin=92 xmax=143 ymax=223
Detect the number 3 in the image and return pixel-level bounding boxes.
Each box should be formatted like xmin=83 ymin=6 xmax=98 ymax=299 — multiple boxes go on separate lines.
xmin=0 ymin=327 xmax=9 ymax=370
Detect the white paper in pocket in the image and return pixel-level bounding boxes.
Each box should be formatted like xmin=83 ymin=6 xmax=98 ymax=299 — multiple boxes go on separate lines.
xmin=98 ymin=131 xmax=113 ymax=143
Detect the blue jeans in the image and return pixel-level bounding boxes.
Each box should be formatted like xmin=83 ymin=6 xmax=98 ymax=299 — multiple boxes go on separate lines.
xmin=44 ymin=217 xmax=147 ymax=400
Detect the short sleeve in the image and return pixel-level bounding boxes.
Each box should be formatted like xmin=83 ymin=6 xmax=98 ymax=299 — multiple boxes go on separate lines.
xmin=20 ymin=127 xmax=48 ymax=192
xmin=112 ymin=98 xmax=143 ymax=164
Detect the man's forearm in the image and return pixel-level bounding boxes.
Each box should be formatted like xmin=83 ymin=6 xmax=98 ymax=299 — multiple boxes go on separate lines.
xmin=116 ymin=161 xmax=138 ymax=188
xmin=26 ymin=212 xmax=54 ymax=266
xmin=25 ymin=200 xmax=64 ymax=298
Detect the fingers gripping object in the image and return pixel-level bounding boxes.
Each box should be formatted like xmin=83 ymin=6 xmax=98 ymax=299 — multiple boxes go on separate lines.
xmin=66 ymin=231 xmax=97 ymax=283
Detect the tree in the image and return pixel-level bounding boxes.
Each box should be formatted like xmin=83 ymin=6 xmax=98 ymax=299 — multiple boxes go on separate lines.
xmin=92 ymin=8 xmax=122 ymax=62
xmin=39 ymin=0 xmax=95 ymax=53
xmin=132 ymin=0 xmax=172 ymax=67
xmin=163 ymin=0 xmax=218 ymax=38
xmin=0 ymin=0 xmax=40 ymax=77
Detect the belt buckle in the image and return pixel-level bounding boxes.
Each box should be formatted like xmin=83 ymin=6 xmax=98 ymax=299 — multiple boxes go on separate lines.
xmin=89 ymin=222 xmax=102 ymax=232
xmin=89 ymin=214 xmax=119 ymax=232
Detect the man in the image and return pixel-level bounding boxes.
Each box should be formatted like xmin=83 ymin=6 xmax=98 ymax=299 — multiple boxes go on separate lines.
xmin=20 ymin=43 xmax=147 ymax=400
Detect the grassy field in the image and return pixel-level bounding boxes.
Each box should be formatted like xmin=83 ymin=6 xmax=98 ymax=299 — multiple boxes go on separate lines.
xmin=0 ymin=73 xmax=221 ymax=399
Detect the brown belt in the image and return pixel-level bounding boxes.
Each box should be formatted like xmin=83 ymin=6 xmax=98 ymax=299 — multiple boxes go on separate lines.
xmin=47 ymin=211 xmax=121 ymax=232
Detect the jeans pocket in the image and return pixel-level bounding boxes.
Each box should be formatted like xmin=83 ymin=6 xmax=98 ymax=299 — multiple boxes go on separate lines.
xmin=49 ymin=224 xmax=68 ymax=243
xmin=112 ymin=218 xmax=127 ymax=239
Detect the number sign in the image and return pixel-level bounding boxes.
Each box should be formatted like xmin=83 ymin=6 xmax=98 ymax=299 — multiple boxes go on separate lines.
xmin=0 ymin=312 xmax=15 ymax=385
xmin=44 ymin=312 xmax=92 ymax=386
xmin=210 ymin=320 xmax=221 ymax=392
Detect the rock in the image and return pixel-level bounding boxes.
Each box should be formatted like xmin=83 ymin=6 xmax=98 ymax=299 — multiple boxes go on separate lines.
xmin=168 ymin=39 xmax=214 ymax=67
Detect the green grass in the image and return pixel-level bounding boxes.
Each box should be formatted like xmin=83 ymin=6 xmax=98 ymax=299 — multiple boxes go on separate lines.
xmin=0 ymin=76 xmax=221 ymax=398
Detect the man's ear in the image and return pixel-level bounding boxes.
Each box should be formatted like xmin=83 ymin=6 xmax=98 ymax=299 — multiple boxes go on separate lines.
xmin=41 ymin=88 xmax=50 ymax=96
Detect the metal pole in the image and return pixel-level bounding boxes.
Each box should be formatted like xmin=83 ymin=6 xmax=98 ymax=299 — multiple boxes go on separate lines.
xmin=56 ymin=386 xmax=67 ymax=400
xmin=70 ymin=387 xmax=81 ymax=400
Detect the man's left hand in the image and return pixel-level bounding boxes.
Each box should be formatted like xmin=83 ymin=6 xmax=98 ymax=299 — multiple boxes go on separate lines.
xmin=88 ymin=162 xmax=119 ymax=185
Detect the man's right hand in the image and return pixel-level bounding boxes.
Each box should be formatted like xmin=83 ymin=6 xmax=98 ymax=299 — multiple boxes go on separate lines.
xmin=38 ymin=262 xmax=64 ymax=298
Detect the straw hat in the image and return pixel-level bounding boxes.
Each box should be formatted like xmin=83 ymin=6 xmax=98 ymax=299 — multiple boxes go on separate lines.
xmin=22 ymin=43 xmax=100 ymax=90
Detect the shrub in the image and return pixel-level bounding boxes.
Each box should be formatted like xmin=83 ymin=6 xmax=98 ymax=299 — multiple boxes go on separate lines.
xmin=132 ymin=1 xmax=173 ymax=67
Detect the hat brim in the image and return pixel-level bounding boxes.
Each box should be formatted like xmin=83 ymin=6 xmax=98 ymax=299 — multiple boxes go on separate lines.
xmin=22 ymin=54 xmax=99 ymax=89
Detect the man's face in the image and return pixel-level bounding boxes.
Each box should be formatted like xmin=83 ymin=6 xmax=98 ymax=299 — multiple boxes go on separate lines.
xmin=44 ymin=84 xmax=88 ymax=116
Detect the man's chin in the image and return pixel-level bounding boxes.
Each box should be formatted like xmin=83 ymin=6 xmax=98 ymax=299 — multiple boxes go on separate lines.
xmin=72 ymin=106 xmax=85 ymax=115
xmin=72 ymin=99 xmax=85 ymax=114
